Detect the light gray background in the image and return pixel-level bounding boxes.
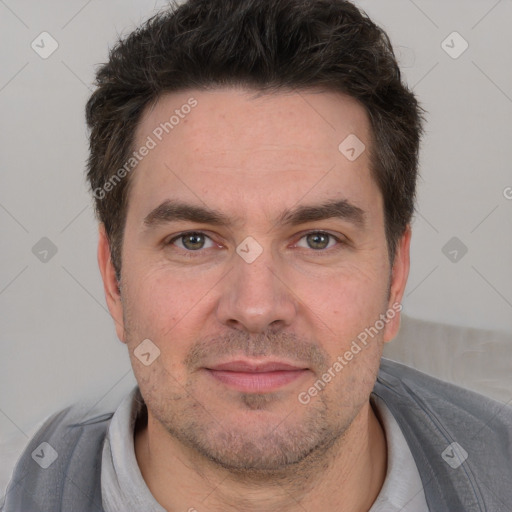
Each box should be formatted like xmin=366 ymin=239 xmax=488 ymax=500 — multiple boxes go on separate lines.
xmin=1 ymin=0 xmax=511 ymax=472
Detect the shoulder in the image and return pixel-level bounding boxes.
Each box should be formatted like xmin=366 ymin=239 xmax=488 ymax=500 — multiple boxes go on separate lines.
xmin=377 ymin=357 xmax=512 ymax=427
xmin=374 ymin=358 xmax=512 ymax=510
xmin=2 ymin=404 xmax=113 ymax=512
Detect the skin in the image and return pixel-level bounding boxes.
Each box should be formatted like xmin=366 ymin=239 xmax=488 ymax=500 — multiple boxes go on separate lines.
xmin=98 ymin=87 xmax=411 ymax=512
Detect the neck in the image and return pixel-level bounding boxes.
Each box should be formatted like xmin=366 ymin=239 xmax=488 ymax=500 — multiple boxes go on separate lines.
xmin=134 ymin=401 xmax=387 ymax=512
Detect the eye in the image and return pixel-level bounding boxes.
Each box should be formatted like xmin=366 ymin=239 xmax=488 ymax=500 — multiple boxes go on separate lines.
xmin=295 ymin=231 xmax=341 ymax=250
xmin=169 ymin=232 xmax=216 ymax=251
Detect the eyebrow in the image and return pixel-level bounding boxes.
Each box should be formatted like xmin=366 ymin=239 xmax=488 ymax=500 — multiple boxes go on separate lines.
xmin=279 ymin=199 xmax=365 ymax=228
xmin=143 ymin=198 xmax=366 ymax=230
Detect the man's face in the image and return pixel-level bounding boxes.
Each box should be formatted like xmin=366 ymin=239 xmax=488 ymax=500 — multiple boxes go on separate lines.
xmin=101 ymin=88 xmax=409 ymax=472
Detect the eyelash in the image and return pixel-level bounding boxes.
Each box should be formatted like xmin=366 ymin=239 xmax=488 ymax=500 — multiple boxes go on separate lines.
xmin=166 ymin=230 xmax=345 ymax=256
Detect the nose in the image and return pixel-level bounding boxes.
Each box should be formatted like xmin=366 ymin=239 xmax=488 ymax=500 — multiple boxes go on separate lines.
xmin=215 ymin=245 xmax=298 ymax=334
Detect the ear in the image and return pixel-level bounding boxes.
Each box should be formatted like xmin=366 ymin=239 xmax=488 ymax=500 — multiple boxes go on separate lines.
xmin=97 ymin=223 xmax=126 ymax=343
xmin=383 ymin=226 xmax=411 ymax=343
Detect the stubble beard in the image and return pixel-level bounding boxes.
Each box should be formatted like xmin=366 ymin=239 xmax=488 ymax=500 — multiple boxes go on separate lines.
xmin=125 ymin=311 xmax=379 ymax=481
xmin=140 ymin=368 xmax=358 ymax=483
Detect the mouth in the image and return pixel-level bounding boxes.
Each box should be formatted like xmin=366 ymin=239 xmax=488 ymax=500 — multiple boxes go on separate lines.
xmin=204 ymin=360 xmax=310 ymax=393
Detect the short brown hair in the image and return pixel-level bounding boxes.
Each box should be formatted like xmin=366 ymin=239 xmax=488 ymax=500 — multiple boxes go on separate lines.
xmin=85 ymin=0 xmax=424 ymax=280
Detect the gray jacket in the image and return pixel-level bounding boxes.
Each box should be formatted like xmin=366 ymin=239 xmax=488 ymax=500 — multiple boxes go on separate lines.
xmin=2 ymin=359 xmax=512 ymax=511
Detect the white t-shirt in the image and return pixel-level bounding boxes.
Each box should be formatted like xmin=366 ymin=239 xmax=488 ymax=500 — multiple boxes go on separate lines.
xmin=101 ymin=388 xmax=429 ymax=511
xmin=369 ymin=396 xmax=429 ymax=511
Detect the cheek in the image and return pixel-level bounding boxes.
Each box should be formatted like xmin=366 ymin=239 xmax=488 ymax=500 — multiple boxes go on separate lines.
xmin=125 ymin=262 xmax=210 ymax=329
xmin=294 ymin=263 xmax=390 ymax=360
xmin=123 ymin=277 xmax=195 ymax=400
xmin=300 ymin=261 xmax=388 ymax=316
xmin=121 ymin=264 xmax=219 ymax=373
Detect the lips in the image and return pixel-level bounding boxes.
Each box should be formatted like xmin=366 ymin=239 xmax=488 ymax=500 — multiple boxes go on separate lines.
xmin=205 ymin=360 xmax=309 ymax=393
xmin=208 ymin=361 xmax=304 ymax=372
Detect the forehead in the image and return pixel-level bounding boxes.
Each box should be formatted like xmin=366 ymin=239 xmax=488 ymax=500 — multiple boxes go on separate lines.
xmin=128 ymin=87 xmax=379 ymax=222
xmin=137 ymin=87 xmax=370 ymax=156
